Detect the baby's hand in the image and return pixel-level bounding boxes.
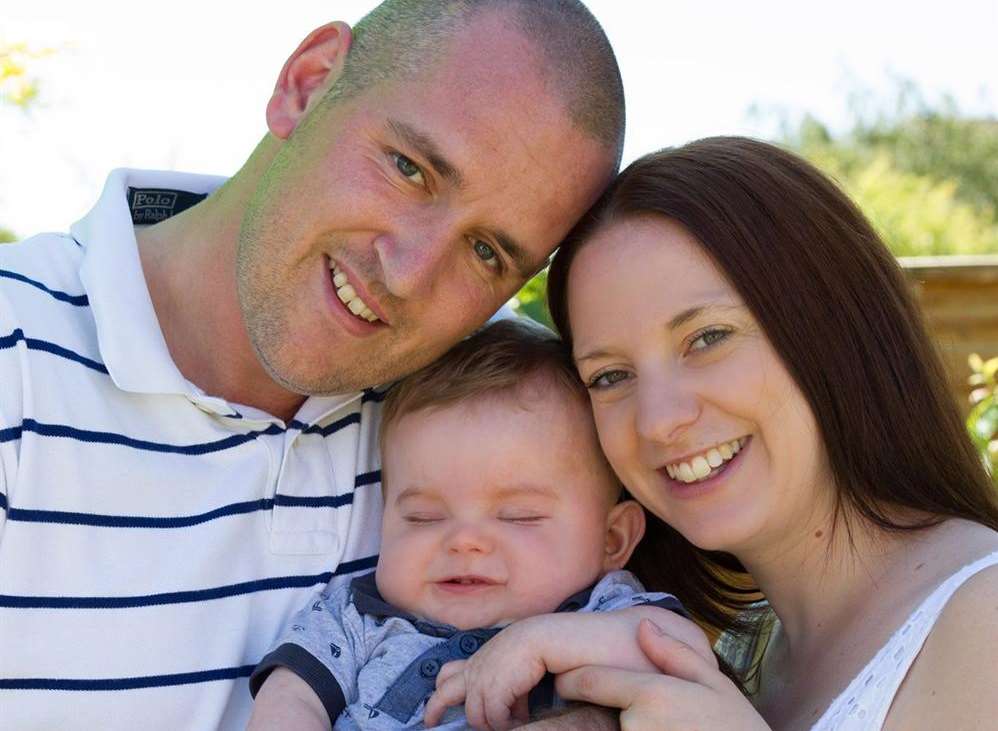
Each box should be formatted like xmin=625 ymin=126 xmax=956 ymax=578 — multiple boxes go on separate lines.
xmin=423 ymin=619 xmax=545 ymax=730
xmin=422 ymin=608 xmax=716 ymax=730
xmin=422 ymin=659 xmax=469 ymax=728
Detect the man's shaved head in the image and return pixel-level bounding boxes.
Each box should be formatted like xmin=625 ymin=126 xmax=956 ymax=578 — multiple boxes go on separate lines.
xmin=331 ymin=0 xmax=625 ymax=165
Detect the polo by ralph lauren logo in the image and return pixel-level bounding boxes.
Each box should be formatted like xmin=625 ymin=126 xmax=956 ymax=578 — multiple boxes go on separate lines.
xmin=128 ymin=187 xmax=208 ymax=225
xmin=132 ymin=190 xmax=178 ymax=210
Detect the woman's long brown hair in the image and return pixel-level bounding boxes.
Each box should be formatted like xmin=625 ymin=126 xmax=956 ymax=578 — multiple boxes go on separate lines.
xmin=547 ymin=136 xmax=998 ymax=660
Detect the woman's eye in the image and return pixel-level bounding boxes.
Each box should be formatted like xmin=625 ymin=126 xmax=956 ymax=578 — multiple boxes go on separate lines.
xmin=587 ymin=369 xmax=631 ymax=390
xmin=391 ymin=153 xmax=426 ymax=187
xmin=689 ymin=327 xmax=731 ymax=352
xmin=472 ymin=239 xmax=501 ymax=271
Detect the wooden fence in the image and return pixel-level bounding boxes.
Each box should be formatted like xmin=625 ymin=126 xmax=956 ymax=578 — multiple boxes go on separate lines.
xmin=901 ymin=255 xmax=998 ymax=413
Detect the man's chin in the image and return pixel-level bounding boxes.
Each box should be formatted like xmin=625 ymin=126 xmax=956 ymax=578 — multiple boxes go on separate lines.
xmin=253 ymin=340 xmax=388 ymax=396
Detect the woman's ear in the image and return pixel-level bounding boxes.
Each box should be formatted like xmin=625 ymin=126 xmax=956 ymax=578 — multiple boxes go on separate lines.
xmin=603 ymin=499 xmax=646 ymax=572
xmin=266 ymin=21 xmax=353 ymax=139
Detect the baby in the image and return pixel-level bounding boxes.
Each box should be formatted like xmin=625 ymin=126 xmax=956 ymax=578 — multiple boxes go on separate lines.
xmin=247 ymin=319 xmax=713 ymax=730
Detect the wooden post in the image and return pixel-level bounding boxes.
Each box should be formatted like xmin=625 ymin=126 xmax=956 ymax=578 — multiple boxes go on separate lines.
xmin=901 ymin=255 xmax=998 ymax=414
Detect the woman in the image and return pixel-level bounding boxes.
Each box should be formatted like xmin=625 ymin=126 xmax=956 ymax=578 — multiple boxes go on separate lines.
xmin=545 ymin=137 xmax=998 ymax=730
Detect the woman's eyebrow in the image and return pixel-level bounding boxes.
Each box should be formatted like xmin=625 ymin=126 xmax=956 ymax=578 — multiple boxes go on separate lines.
xmin=667 ymin=301 xmax=742 ymax=330
xmin=574 ymin=300 xmax=743 ymax=365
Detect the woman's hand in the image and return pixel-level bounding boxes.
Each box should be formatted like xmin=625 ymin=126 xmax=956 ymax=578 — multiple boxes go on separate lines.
xmin=555 ymin=619 xmax=770 ymax=731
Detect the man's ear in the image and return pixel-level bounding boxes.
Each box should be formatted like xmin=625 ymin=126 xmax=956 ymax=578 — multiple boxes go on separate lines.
xmin=602 ymin=499 xmax=646 ymax=572
xmin=266 ymin=21 xmax=353 ymax=140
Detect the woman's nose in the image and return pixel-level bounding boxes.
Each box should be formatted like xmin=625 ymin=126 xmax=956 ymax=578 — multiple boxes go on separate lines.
xmin=634 ymin=376 xmax=701 ymax=445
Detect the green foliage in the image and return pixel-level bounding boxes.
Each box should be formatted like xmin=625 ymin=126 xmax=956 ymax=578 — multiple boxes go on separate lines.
xmin=0 ymin=228 xmax=16 ymax=243
xmin=848 ymin=84 xmax=998 ymax=214
xmin=779 ymin=82 xmax=998 ymax=256
xmin=512 ymin=268 xmax=553 ymax=329
xmin=968 ymin=354 xmax=998 ymax=486
xmin=808 ymin=150 xmax=998 ymax=256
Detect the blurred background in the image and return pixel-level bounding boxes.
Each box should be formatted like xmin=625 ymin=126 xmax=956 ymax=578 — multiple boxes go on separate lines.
xmin=2 ymin=0 xmax=997 ymax=470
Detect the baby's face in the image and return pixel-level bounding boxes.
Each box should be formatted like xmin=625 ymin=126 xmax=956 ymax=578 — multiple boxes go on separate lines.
xmin=375 ymin=387 xmax=620 ymax=630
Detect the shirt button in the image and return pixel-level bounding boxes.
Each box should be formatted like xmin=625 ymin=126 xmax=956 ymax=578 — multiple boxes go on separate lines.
xmin=459 ymin=635 xmax=479 ymax=655
xmin=419 ymin=659 xmax=441 ymax=678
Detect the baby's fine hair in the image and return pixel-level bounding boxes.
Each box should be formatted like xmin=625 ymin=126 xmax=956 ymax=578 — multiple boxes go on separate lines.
xmin=379 ymin=318 xmax=586 ymax=450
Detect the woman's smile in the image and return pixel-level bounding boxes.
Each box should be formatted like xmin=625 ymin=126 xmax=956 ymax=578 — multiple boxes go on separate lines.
xmin=657 ymin=435 xmax=752 ymax=501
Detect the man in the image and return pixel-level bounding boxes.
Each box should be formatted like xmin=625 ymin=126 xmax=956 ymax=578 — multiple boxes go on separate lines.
xmin=0 ymin=1 xmax=622 ymax=728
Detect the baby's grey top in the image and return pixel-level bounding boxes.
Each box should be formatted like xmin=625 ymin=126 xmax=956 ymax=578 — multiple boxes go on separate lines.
xmin=250 ymin=569 xmax=684 ymax=729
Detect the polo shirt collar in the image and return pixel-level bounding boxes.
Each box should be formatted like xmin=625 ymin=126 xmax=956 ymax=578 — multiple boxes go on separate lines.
xmin=72 ymin=168 xmax=362 ymax=422
xmin=348 ymin=571 xmax=598 ymax=638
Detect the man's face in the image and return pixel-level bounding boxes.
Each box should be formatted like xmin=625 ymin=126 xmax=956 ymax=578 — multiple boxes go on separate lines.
xmin=237 ymin=17 xmax=615 ymax=394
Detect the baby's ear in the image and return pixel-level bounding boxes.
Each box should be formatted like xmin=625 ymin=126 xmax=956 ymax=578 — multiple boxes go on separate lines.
xmin=603 ymin=500 xmax=646 ymax=572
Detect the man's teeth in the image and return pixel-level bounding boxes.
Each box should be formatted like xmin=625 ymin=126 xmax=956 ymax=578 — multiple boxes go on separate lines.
xmin=666 ymin=438 xmax=747 ymax=484
xmin=331 ymin=265 xmax=379 ymax=323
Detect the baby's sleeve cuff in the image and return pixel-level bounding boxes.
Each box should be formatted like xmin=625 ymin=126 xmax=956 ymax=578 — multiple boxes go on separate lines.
xmin=634 ymin=594 xmax=689 ymax=618
xmin=250 ymin=643 xmax=348 ymax=726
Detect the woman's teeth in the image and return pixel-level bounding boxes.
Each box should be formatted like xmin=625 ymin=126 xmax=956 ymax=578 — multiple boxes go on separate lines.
xmin=331 ymin=265 xmax=380 ymax=323
xmin=666 ymin=438 xmax=747 ymax=484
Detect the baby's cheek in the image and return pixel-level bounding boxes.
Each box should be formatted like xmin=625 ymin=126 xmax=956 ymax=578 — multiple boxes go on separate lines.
xmin=516 ymin=535 xmax=603 ymax=611
xmin=375 ymin=541 xmax=422 ymax=607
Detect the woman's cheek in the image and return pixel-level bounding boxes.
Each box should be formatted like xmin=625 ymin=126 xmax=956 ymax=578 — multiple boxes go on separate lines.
xmin=593 ymin=400 xmax=633 ymax=474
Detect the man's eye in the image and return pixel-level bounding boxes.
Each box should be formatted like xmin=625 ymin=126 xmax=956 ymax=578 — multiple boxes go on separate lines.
xmin=587 ymin=369 xmax=631 ymax=390
xmin=392 ymin=153 xmax=426 ymax=187
xmin=472 ymin=239 xmax=501 ymax=270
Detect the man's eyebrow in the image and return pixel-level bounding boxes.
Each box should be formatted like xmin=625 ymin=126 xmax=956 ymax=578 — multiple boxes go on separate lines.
xmin=492 ymin=230 xmax=543 ymax=280
xmin=388 ymin=119 xmax=463 ymax=188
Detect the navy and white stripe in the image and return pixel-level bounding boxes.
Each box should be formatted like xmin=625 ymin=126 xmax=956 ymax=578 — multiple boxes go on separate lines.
xmin=0 ymin=170 xmax=384 ymax=730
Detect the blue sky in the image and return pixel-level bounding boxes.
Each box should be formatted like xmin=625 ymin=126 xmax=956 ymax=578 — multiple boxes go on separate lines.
xmin=2 ymin=0 xmax=996 ymax=236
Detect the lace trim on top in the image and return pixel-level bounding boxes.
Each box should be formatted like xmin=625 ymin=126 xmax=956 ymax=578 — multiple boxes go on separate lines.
xmin=811 ymin=550 xmax=998 ymax=731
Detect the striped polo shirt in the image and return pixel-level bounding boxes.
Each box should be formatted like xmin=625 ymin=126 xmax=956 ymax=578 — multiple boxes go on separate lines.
xmin=0 ymin=169 xmax=384 ymax=729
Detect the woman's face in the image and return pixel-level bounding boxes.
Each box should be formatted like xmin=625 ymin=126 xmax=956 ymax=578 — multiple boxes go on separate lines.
xmin=567 ymin=215 xmax=832 ymax=554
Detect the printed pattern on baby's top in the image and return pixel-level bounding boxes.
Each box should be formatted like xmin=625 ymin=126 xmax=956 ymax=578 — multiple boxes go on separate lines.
xmin=250 ymin=569 xmax=685 ymax=730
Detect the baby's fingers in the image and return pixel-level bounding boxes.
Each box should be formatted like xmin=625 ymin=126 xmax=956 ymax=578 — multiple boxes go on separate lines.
xmin=423 ymin=671 xmax=466 ymax=728
xmin=481 ymin=691 xmax=520 ymax=731
xmin=436 ymin=659 xmax=467 ymax=689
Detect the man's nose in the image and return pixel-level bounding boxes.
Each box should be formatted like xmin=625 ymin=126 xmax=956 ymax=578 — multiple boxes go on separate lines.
xmin=444 ymin=521 xmax=494 ymax=555
xmin=375 ymin=213 xmax=455 ymax=299
xmin=634 ymin=374 xmax=701 ymax=446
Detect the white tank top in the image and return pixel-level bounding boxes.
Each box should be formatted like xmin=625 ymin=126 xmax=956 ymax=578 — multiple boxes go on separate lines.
xmin=811 ymin=549 xmax=998 ymax=730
